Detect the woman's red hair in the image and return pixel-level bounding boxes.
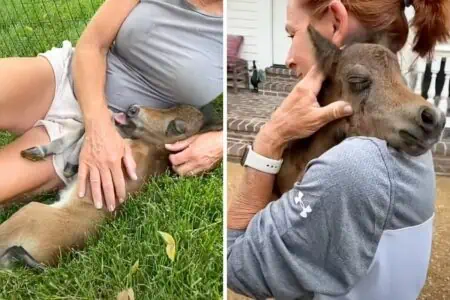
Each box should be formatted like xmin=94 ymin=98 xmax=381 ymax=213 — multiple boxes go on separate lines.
xmin=306 ymin=0 xmax=450 ymax=57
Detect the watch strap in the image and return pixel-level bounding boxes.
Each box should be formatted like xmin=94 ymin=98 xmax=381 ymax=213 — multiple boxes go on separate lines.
xmin=242 ymin=145 xmax=283 ymax=174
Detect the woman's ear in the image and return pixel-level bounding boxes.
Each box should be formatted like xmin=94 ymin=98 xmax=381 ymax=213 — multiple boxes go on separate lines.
xmin=328 ymin=0 xmax=349 ymax=47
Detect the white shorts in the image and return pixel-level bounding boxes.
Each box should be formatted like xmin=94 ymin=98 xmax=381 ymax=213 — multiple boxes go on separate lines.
xmin=36 ymin=41 xmax=84 ymax=185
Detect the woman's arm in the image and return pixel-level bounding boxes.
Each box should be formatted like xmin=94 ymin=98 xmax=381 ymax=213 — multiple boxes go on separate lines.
xmin=72 ymin=0 xmax=139 ymax=211
xmin=73 ymin=0 xmax=138 ymax=120
xmin=227 ymin=66 xmax=353 ymax=230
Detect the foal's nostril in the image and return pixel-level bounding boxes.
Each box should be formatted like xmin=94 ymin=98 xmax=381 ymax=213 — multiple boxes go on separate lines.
xmin=127 ymin=105 xmax=140 ymax=118
xmin=420 ymin=107 xmax=437 ymax=127
xmin=417 ymin=106 xmax=446 ymax=138
xmin=421 ymin=108 xmax=435 ymax=125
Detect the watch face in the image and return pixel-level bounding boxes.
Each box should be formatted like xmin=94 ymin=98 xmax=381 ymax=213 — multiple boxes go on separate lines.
xmin=240 ymin=145 xmax=250 ymax=166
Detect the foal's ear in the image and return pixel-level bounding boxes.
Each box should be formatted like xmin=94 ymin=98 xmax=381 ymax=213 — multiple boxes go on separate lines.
xmin=307 ymin=25 xmax=341 ymax=76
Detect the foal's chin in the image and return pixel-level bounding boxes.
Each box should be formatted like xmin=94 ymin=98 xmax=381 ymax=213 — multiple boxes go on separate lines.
xmin=387 ymin=136 xmax=433 ymax=157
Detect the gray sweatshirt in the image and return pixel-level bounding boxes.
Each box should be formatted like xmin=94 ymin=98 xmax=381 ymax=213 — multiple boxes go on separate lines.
xmin=228 ymin=137 xmax=435 ymax=300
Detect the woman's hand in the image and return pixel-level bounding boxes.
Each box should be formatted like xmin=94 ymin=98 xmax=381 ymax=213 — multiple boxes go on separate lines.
xmin=254 ymin=66 xmax=353 ymax=159
xmin=165 ymin=131 xmax=223 ymax=176
xmin=78 ymin=113 xmax=137 ymax=212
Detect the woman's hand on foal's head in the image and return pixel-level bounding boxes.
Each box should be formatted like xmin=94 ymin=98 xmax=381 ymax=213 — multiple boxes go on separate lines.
xmin=77 ymin=113 xmax=137 ymax=212
xmin=255 ymin=65 xmax=353 ymax=159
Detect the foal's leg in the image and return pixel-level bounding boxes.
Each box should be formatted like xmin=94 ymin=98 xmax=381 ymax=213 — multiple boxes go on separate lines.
xmin=20 ymin=127 xmax=84 ymax=161
xmin=0 ymin=246 xmax=45 ymax=271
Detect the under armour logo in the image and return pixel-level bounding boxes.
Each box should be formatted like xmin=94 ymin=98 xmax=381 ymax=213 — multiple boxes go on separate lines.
xmin=294 ymin=191 xmax=312 ymax=218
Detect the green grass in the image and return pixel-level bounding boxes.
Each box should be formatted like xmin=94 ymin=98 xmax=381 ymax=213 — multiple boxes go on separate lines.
xmin=0 ymin=0 xmax=103 ymax=57
xmin=0 ymin=162 xmax=223 ymax=299
xmin=0 ymin=1 xmax=223 ymax=299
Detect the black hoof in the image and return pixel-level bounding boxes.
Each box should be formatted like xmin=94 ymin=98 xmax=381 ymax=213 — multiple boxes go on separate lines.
xmin=63 ymin=163 xmax=78 ymax=178
xmin=20 ymin=147 xmax=46 ymax=161
xmin=0 ymin=246 xmax=45 ymax=271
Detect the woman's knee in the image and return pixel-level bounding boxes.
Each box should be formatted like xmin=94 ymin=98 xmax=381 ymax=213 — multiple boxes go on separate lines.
xmin=0 ymin=127 xmax=62 ymax=204
xmin=0 ymin=57 xmax=55 ymax=133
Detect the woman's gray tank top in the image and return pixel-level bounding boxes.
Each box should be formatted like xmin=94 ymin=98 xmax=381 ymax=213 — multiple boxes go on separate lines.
xmin=104 ymin=0 xmax=223 ymax=112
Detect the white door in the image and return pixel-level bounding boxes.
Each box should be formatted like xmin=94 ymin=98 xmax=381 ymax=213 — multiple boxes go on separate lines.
xmin=272 ymin=0 xmax=290 ymax=66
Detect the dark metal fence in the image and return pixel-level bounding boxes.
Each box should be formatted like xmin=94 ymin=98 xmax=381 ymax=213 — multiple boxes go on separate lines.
xmin=0 ymin=0 xmax=103 ymax=57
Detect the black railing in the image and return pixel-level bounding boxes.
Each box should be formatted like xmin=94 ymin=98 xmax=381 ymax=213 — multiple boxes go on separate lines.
xmin=422 ymin=58 xmax=450 ymax=116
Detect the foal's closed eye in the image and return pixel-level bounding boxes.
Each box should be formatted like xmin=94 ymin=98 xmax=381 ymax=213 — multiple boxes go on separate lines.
xmin=166 ymin=119 xmax=187 ymax=136
xmin=348 ymin=75 xmax=371 ymax=92
xmin=346 ymin=64 xmax=372 ymax=93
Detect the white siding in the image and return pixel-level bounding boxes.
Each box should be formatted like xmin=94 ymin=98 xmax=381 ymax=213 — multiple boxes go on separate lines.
xmin=227 ymin=0 xmax=273 ymax=69
xmin=227 ymin=0 xmax=258 ymax=62
xmin=398 ymin=7 xmax=416 ymax=85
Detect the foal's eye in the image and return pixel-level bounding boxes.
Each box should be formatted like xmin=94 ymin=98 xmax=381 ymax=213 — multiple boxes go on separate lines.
xmin=348 ymin=75 xmax=371 ymax=92
xmin=166 ymin=119 xmax=187 ymax=136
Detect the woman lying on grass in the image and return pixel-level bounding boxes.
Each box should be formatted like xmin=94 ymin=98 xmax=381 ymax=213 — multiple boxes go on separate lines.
xmin=0 ymin=0 xmax=223 ymax=212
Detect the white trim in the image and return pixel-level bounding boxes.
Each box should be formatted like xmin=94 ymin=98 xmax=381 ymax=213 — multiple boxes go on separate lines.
xmin=272 ymin=0 xmax=290 ymax=65
xmin=256 ymin=0 xmax=273 ymax=68
xmin=435 ymin=44 xmax=450 ymax=58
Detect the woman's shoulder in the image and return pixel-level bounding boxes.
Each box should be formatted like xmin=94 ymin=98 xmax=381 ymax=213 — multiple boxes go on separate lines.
xmin=299 ymin=137 xmax=393 ymax=213
xmin=330 ymin=136 xmax=389 ymax=161
xmin=306 ymin=136 xmax=435 ymax=229
xmin=318 ymin=136 xmax=434 ymax=178
xmin=303 ymin=135 xmax=434 ymax=209
xmin=308 ymin=136 xmax=392 ymax=184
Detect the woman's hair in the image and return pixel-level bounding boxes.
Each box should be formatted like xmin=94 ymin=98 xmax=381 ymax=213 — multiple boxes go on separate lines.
xmin=306 ymin=0 xmax=450 ymax=57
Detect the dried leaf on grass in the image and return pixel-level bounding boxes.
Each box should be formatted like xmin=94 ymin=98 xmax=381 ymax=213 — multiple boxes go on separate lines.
xmin=117 ymin=288 xmax=135 ymax=300
xmin=158 ymin=231 xmax=176 ymax=262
